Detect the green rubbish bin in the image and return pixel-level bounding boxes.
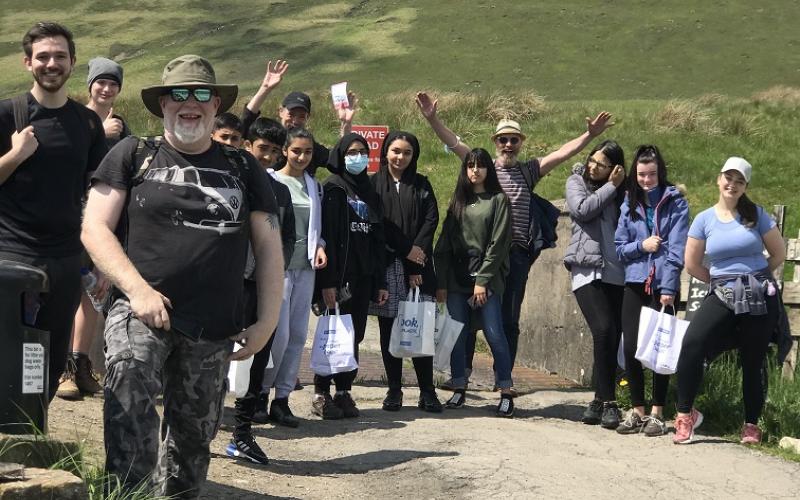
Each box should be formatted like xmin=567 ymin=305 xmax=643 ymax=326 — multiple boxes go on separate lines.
xmin=0 ymin=259 xmax=50 ymax=435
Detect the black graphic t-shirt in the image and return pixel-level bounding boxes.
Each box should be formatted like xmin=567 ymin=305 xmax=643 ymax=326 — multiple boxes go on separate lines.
xmin=0 ymin=93 xmax=107 ymax=256
xmin=92 ymin=137 xmax=278 ymax=340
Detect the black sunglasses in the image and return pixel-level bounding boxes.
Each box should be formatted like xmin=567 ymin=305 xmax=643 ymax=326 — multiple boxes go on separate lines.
xmin=167 ymin=88 xmax=214 ymax=103
xmin=496 ymin=136 xmax=520 ymax=146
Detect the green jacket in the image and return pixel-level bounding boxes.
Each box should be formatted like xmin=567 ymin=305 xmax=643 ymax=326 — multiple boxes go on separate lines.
xmin=434 ymin=191 xmax=511 ymax=295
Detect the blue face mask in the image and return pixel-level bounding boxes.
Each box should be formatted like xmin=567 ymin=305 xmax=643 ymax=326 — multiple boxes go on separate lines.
xmin=345 ymin=154 xmax=369 ymax=175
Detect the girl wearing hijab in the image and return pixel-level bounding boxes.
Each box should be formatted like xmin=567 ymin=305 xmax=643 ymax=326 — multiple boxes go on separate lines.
xmin=434 ymin=148 xmax=514 ymax=417
xmin=312 ymin=133 xmax=388 ymax=419
xmin=369 ymin=131 xmax=442 ymax=413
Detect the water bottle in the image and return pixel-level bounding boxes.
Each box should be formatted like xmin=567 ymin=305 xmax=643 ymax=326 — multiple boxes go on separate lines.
xmin=80 ymin=267 xmax=104 ymax=312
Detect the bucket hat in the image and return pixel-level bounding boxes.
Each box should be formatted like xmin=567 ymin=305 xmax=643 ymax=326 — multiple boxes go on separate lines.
xmin=141 ymin=55 xmax=237 ymax=118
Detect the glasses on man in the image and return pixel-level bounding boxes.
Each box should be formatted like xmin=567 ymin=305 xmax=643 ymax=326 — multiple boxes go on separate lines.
xmin=167 ymin=88 xmax=214 ymax=103
xmin=587 ymin=158 xmax=613 ymax=169
xmin=496 ymin=136 xmax=520 ymax=146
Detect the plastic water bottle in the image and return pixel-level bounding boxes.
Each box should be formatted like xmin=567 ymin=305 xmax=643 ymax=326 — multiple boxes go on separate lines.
xmin=80 ymin=267 xmax=104 ymax=312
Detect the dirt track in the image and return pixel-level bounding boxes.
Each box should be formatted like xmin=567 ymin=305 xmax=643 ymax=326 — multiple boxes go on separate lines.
xmin=49 ymin=370 xmax=800 ymax=499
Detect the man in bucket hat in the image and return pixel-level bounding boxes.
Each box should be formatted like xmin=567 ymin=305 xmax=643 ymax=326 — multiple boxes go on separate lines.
xmin=416 ymin=91 xmax=613 ymax=392
xmin=81 ymin=54 xmax=283 ymax=498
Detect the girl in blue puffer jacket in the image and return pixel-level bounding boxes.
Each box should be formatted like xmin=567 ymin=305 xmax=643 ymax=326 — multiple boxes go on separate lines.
xmin=614 ymin=145 xmax=689 ymax=437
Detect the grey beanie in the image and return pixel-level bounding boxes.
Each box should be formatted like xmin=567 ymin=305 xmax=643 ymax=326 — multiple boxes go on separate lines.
xmin=87 ymin=57 xmax=123 ymax=89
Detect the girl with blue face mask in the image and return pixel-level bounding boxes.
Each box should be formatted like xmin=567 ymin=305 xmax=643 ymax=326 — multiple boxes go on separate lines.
xmin=311 ymin=133 xmax=389 ymax=420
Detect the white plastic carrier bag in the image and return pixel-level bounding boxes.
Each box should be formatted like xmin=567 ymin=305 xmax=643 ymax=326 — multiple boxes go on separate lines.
xmin=390 ymin=287 xmax=436 ymax=358
xmin=635 ymin=305 xmax=690 ymax=375
xmin=310 ymin=303 xmax=358 ymax=376
xmin=432 ymin=302 xmax=465 ymax=372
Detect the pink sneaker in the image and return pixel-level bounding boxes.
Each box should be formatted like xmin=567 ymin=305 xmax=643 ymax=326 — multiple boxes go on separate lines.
xmin=740 ymin=423 xmax=762 ymax=444
xmin=673 ymin=408 xmax=704 ymax=444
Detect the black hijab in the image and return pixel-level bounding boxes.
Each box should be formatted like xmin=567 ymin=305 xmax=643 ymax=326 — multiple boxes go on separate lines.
xmin=326 ymin=132 xmax=381 ymax=213
xmin=371 ymin=131 xmax=422 ymax=239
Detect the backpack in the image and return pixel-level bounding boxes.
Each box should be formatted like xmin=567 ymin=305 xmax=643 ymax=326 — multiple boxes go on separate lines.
xmin=518 ymin=162 xmax=559 ymax=264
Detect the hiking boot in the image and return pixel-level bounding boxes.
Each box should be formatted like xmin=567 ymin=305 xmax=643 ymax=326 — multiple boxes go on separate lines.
xmin=252 ymin=393 xmax=270 ymax=424
xmin=382 ymin=390 xmax=403 ymax=412
xmin=496 ymin=394 xmax=514 ymax=418
xmin=55 ymin=359 xmax=82 ymax=401
xmin=226 ymin=433 xmax=269 ymax=465
xmin=445 ymin=389 xmax=466 ymax=409
xmin=312 ymin=394 xmax=344 ymax=420
xmin=673 ymin=408 xmax=704 ymax=444
xmin=616 ymin=410 xmax=646 ymax=434
xmin=582 ymin=399 xmax=603 ymax=425
xmin=418 ymin=390 xmax=443 ymax=413
xmin=269 ymin=398 xmax=300 ymax=428
xmin=740 ymin=423 xmax=762 ymax=445
xmin=600 ymin=401 xmax=622 ymax=429
xmin=334 ymin=392 xmax=360 ymax=418
xmin=643 ymin=414 xmax=668 ymax=437
xmin=73 ymin=353 xmax=103 ymax=394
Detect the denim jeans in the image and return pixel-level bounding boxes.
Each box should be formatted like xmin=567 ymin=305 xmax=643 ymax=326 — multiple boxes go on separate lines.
xmin=447 ymin=291 xmax=512 ymax=389
xmin=501 ymin=246 xmax=533 ymax=367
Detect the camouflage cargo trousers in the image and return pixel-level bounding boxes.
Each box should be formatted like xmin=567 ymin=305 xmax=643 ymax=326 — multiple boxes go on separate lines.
xmin=103 ymin=299 xmax=232 ymax=499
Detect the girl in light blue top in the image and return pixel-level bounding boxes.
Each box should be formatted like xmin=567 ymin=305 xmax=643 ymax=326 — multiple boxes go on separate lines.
xmin=674 ymin=157 xmax=785 ymax=445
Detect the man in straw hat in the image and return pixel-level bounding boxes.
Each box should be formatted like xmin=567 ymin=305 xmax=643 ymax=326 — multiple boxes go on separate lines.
xmin=416 ymin=91 xmax=613 ymax=385
xmin=81 ymin=54 xmax=284 ymax=497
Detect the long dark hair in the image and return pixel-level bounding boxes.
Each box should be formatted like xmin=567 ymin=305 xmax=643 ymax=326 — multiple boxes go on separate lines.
xmin=447 ymin=148 xmax=502 ymax=221
xmin=626 ymin=144 xmax=673 ymax=220
xmin=583 ymin=140 xmax=625 ymax=184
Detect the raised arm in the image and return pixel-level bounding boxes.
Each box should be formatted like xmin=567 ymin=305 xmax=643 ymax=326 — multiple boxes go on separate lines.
xmin=539 ymin=112 xmax=614 ymax=176
xmin=245 ymin=60 xmax=288 ymax=114
xmin=337 ymin=91 xmax=357 ymax=137
xmin=82 ymin=182 xmax=173 ymax=329
xmin=415 ymin=92 xmax=470 ymax=160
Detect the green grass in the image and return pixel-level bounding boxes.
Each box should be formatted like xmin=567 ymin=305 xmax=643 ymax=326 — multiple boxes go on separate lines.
xmin=3 ymin=1 xmax=800 ymax=99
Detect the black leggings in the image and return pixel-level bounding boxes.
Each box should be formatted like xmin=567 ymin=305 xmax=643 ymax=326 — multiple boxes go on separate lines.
xmin=378 ymin=316 xmax=434 ymax=393
xmin=314 ymin=275 xmax=372 ymax=393
xmin=573 ymin=281 xmax=624 ymax=402
xmin=621 ymin=283 xmax=670 ymax=408
xmin=234 ymin=280 xmax=276 ymax=435
xmin=677 ymin=293 xmax=778 ymax=423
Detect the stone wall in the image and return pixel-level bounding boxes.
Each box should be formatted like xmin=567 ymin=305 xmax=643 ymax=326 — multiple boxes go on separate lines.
xmin=515 ymin=200 xmax=595 ymax=385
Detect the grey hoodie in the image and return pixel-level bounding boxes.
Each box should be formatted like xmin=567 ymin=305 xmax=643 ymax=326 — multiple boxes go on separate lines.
xmin=563 ymin=163 xmax=624 ymax=285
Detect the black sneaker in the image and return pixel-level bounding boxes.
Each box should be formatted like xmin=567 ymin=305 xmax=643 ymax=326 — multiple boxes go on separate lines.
xmin=496 ymin=395 xmax=514 ymax=418
xmin=382 ymin=390 xmax=403 ymax=412
xmin=334 ymin=392 xmax=360 ymax=418
xmin=582 ymin=399 xmax=603 ymax=425
xmin=311 ymin=393 xmax=344 ymax=420
xmin=601 ymin=401 xmax=622 ymax=429
xmin=252 ymin=393 xmax=270 ymax=424
xmin=418 ymin=390 xmax=443 ymax=413
xmin=269 ymin=398 xmax=300 ymax=428
xmin=445 ymin=389 xmax=466 ymax=409
xmin=226 ymin=433 xmax=269 ymax=465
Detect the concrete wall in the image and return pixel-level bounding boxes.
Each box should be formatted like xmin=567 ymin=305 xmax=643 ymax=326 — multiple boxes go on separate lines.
xmin=515 ymin=199 xmax=595 ymax=385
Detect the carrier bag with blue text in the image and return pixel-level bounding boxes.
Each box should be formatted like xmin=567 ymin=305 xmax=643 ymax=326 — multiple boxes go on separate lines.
xmin=310 ymin=304 xmax=358 ymax=376
xmin=390 ymin=288 xmax=435 ymax=358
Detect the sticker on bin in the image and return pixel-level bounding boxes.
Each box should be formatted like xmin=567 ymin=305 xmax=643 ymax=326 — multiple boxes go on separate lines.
xmin=22 ymin=343 xmax=45 ymax=394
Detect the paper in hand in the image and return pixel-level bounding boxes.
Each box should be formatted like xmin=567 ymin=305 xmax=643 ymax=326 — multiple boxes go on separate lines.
xmin=331 ymin=82 xmax=349 ymax=109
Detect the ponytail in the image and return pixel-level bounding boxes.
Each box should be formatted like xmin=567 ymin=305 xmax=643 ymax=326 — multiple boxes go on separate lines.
xmin=737 ymin=193 xmax=758 ymax=228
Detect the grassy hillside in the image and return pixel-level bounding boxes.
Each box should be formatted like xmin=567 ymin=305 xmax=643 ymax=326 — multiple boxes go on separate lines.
xmin=2 ymin=0 xmax=800 ymax=99
xmin=1 ymin=0 xmax=799 ymax=236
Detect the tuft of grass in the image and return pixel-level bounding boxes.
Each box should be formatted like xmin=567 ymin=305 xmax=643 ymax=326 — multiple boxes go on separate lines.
xmin=751 ymin=86 xmax=800 ymax=107
xmin=653 ymin=99 xmax=721 ymax=135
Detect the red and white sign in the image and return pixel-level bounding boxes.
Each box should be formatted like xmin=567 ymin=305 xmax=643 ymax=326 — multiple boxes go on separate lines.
xmin=352 ymin=125 xmax=389 ymax=173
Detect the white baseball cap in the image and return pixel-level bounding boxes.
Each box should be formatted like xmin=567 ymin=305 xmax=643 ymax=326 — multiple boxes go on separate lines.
xmin=720 ymin=156 xmax=752 ymax=183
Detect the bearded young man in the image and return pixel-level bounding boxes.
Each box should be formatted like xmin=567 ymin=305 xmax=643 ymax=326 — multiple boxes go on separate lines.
xmin=81 ymin=55 xmax=284 ymax=498
xmin=0 ymin=22 xmax=107 ymax=405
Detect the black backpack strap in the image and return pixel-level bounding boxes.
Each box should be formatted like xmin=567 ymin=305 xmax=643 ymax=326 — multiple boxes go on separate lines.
xmin=519 ymin=162 xmax=534 ymax=193
xmin=220 ymin=144 xmax=249 ymax=175
xmin=132 ymin=136 xmax=163 ymax=184
xmin=12 ymin=94 xmax=29 ymax=132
